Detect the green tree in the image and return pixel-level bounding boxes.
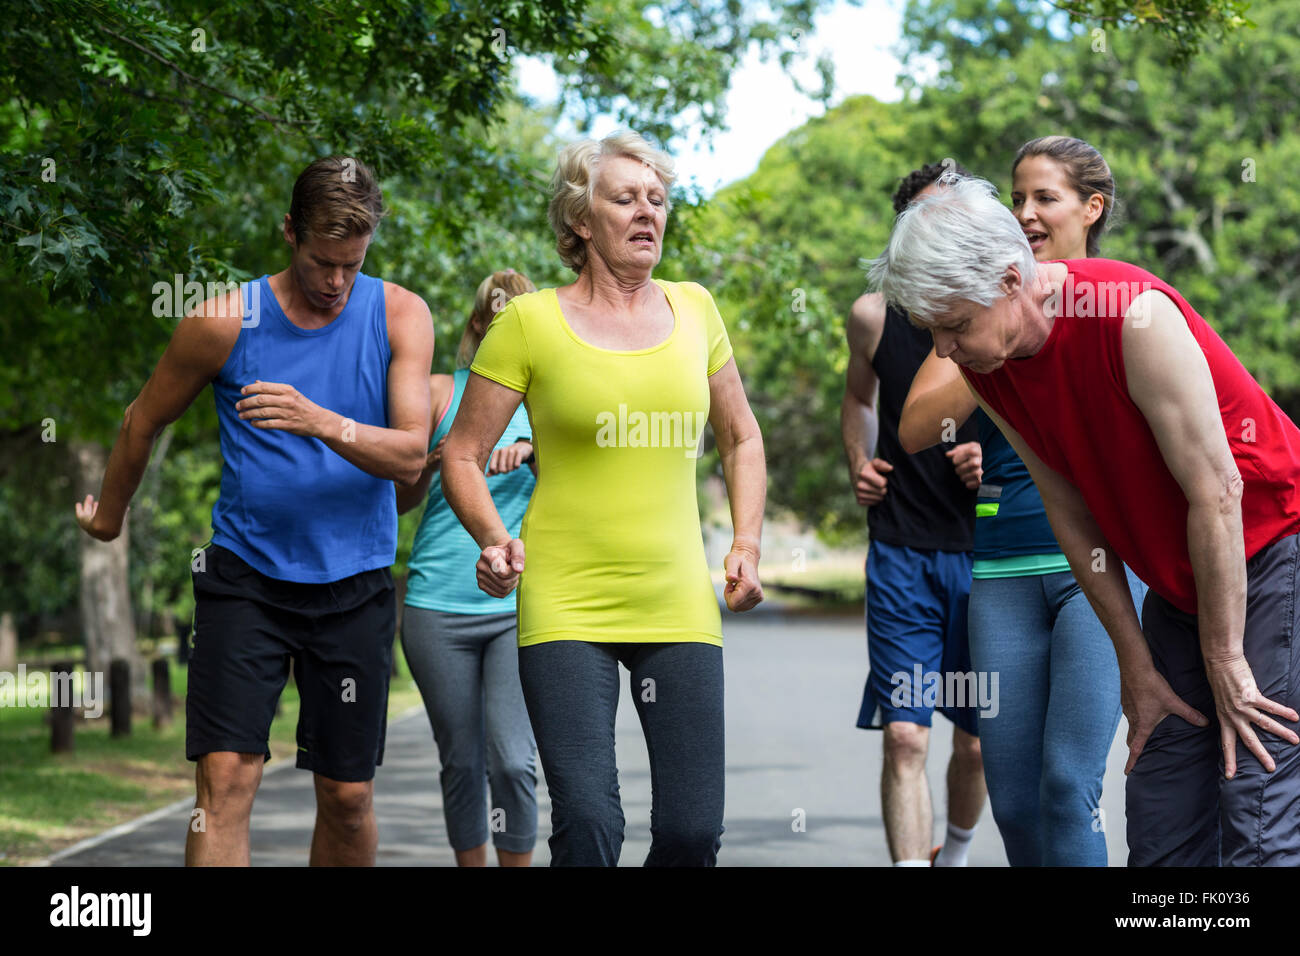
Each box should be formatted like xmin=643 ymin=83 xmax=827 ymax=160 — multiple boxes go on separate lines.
xmin=898 ymin=0 xmax=1300 ymax=414
xmin=899 ymin=0 xmax=1254 ymax=74
xmin=685 ymin=0 xmax=1299 ymax=543
xmin=0 ymin=0 xmax=836 ymax=650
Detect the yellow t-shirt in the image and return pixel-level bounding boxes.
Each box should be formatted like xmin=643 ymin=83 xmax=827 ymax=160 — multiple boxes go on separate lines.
xmin=469 ymin=279 xmax=734 ymax=647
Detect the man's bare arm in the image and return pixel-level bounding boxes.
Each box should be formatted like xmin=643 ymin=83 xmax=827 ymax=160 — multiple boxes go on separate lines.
xmin=969 ymin=382 xmax=1208 ymax=772
xmin=972 ymin=390 xmax=1147 ymax=670
xmin=842 ymin=293 xmax=900 ymax=506
xmin=1124 ymin=292 xmax=1244 ymax=665
xmin=899 ymin=348 xmax=978 ymax=454
xmin=396 ymin=374 xmax=453 ymax=515
xmin=76 ymin=291 xmax=241 ymax=540
xmin=1123 ymin=290 xmax=1298 ymax=774
xmin=327 ymin=283 xmax=431 ymax=485
xmin=841 ymin=292 xmax=884 ymax=473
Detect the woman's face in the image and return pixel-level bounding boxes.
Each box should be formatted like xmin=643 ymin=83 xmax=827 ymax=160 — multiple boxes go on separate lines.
xmin=577 ymin=154 xmax=668 ymax=277
xmin=1011 ymin=155 xmax=1101 ymax=261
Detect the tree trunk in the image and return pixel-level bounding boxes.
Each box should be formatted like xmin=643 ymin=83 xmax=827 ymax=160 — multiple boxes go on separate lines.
xmin=0 ymin=613 xmax=15 ymax=671
xmin=0 ymin=611 xmax=16 ymax=673
xmin=73 ymin=440 xmax=144 ymax=705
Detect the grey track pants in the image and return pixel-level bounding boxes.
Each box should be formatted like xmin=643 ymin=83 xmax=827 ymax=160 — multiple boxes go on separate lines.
xmin=401 ymin=606 xmax=538 ymax=854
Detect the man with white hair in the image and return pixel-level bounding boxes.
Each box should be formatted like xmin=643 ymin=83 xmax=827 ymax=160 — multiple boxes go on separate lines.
xmin=869 ymin=174 xmax=1300 ymax=866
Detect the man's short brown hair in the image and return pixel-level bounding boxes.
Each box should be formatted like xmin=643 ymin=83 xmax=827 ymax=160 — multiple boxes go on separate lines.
xmin=288 ymin=156 xmax=386 ymax=242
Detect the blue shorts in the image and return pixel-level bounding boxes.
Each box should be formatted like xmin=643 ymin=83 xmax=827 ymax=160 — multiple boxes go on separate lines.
xmin=856 ymin=540 xmax=979 ymax=736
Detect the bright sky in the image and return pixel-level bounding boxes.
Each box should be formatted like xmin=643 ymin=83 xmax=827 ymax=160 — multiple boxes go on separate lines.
xmin=515 ymin=0 xmax=907 ymax=196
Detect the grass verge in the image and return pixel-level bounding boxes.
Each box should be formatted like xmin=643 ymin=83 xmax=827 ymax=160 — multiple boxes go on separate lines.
xmin=0 ymin=642 xmax=422 ymax=867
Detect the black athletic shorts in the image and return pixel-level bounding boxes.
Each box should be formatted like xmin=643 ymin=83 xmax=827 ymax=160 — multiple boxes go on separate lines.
xmin=185 ymin=543 xmax=396 ymax=782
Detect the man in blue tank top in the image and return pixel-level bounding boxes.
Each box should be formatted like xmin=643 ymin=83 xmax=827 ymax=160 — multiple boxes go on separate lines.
xmin=842 ymin=162 xmax=987 ymax=866
xmin=74 ymin=156 xmax=435 ymax=866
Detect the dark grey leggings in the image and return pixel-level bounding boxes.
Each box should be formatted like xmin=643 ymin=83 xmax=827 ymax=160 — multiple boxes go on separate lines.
xmin=401 ymin=606 xmax=538 ymax=854
xmin=518 ymin=639 xmax=725 ymax=867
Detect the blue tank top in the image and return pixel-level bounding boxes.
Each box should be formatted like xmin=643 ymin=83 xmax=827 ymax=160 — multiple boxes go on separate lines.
xmin=405 ymin=368 xmax=535 ymax=613
xmin=973 ymin=408 xmax=1063 ymax=562
xmin=209 ymin=273 xmax=397 ymax=583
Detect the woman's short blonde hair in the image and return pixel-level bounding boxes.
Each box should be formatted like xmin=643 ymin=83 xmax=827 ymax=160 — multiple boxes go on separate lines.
xmin=456 ymin=269 xmax=537 ymax=368
xmin=547 ymin=130 xmax=676 ymax=274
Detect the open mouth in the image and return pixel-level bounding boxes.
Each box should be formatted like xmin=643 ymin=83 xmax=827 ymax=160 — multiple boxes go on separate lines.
xmin=629 ymin=231 xmax=655 ymax=246
xmin=1024 ymin=230 xmax=1048 ymax=249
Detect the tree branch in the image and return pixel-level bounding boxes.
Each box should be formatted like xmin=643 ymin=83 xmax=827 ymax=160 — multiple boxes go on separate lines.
xmin=93 ymin=23 xmax=308 ymax=130
xmin=1145 ymin=227 xmax=1216 ymax=271
xmin=1042 ymin=0 xmax=1142 ymax=25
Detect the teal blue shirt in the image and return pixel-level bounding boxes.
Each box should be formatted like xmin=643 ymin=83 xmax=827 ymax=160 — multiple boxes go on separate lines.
xmin=405 ymin=368 xmax=535 ymax=613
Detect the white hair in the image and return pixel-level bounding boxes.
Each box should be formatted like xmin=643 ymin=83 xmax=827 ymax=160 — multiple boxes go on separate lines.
xmin=548 ymin=130 xmax=676 ymax=274
xmin=867 ymin=174 xmax=1038 ymax=327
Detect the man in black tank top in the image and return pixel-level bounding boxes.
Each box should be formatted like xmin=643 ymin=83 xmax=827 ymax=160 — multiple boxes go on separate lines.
xmin=841 ymin=162 xmax=986 ymax=866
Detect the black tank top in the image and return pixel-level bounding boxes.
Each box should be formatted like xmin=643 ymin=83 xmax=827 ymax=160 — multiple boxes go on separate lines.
xmin=866 ymin=305 xmax=977 ymax=552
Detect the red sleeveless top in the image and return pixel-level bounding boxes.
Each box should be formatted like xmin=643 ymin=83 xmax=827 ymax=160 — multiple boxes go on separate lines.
xmin=962 ymin=258 xmax=1300 ymax=613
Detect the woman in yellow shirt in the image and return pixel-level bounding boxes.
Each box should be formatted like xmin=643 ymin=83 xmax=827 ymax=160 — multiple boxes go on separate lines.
xmin=442 ymin=130 xmax=766 ymax=866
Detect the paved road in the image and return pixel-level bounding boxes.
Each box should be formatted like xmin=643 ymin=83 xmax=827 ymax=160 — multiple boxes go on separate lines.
xmin=49 ymin=599 xmax=1132 ymax=866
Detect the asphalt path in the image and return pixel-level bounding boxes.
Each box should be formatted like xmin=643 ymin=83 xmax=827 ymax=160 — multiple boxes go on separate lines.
xmin=48 ymin=597 xmax=1133 ymax=866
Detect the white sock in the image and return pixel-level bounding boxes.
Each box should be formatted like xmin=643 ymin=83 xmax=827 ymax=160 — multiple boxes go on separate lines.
xmin=933 ymin=822 xmax=976 ymax=867
xmin=893 ymin=859 xmax=931 ymax=867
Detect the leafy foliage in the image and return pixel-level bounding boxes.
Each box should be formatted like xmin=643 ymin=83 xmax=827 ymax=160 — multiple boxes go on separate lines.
xmin=687 ymin=0 xmax=1299 ymax=543
xmin=0 ymin=0 xmax=1282 ymax=631
xmin=0 ymin=0 xmax=834 ymax=631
